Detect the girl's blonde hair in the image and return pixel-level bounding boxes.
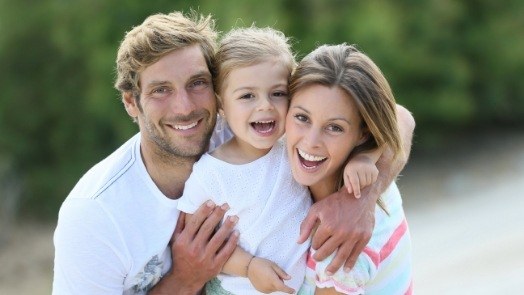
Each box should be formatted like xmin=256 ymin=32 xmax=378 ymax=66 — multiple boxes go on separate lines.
xmin=214 ymin=26 xmax=296 ymax=98
xmin=290 ymin=44 xmax=402 ymax=198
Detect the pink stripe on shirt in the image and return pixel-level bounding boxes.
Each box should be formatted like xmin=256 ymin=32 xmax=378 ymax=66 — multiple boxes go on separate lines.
xmin=363 ymin=218 xmax=408 ymax=267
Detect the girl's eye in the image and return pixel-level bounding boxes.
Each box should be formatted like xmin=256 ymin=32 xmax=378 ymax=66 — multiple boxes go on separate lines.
xmin=294 ymin=114 xmax=308 ymax=123
xmin=272 ymin=91 xmax=288 ymax=98
xmin=239 ymin=93 xmax=255 ymax=100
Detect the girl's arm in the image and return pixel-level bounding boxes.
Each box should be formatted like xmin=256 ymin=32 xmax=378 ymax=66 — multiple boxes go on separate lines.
xmin=343 ymin=145 xmax=385 ymax=198
xmin=221 ymin=247 xmax=295 ymax=294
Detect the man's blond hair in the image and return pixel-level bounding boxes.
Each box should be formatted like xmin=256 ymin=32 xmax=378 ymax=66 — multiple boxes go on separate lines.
xmin=114 ymin=11 xmax=218 ymax=98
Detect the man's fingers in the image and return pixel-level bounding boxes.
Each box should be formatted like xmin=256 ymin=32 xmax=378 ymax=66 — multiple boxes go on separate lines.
xmin=298 ymin=209 xmax=319 ymax=244
xmin=312 ymin=234 xmax=338 ymax=260
xmin=208 ymin=215 xmax=238 ymax=254
xmin=194 ymin=203 xmax=229 ymax=245
xmin=343 ymin=238 xmax=368 ymax=272
xmin=324 ymin=243 xmax=351 ymax=275
xmin=171 ymin=212 xmax=186 ymax=243
xmin=184 ymin=200 xmax=216 ymax=238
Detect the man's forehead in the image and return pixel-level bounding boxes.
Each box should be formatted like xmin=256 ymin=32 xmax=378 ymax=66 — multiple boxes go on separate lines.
xmin=140 ymin=46 xmax=211 ymax=86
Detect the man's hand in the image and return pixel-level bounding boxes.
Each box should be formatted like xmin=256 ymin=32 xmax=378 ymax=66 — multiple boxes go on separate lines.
xmin=297 ymin=188 xmax=375 ymax=275
xmin=149 ymin=201 xmax=239 ymax=295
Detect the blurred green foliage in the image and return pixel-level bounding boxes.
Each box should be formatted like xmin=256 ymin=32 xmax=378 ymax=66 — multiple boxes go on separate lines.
xmin=1 ymin=0 xmax=523 ymax=219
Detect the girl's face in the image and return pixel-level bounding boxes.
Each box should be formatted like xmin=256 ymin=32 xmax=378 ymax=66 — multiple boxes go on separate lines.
xmin=220 ymin=59 xmax=290 ymax=155
xmin=286 ymin=84 xmax=367 ymax=197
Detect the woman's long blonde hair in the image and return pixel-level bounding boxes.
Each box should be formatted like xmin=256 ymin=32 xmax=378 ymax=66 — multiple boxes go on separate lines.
xmin=290 ymin=44 xmax=402 ymax=206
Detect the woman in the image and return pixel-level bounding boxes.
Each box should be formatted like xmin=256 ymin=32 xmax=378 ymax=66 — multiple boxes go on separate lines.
xmin=286 ymin=44 xmax=413 ymax=295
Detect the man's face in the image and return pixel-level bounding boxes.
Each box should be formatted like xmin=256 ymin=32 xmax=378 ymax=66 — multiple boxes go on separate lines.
xmin=123 ymin=44 xmax=217 ymax=159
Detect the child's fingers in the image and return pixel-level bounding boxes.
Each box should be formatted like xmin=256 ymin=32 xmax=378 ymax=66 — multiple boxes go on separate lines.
xmin=371 ymin=169 xmax=379 ymax=183
xmin=272 ymin=264 xmax=291 ymax=280
xmin=273 ymin=279 xmax=295 ymax=294
xmin=344 ymin=173 xmax=353 ymax=194
xmin=351 ymin=174 xmax=361 ymax=198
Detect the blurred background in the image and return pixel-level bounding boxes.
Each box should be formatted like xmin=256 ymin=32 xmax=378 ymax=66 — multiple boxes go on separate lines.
xmin=0 ymin=0 xmax=523 ymax=294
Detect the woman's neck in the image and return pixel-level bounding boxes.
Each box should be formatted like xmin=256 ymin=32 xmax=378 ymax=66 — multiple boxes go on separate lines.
xmin=309 ymin=175 xmax=338 ymax=202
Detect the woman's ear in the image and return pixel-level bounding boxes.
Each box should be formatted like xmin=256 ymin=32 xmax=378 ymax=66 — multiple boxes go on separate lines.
xmin=357 ymin=127 xmax=370 ymax=146
xmin=122 ymin=92 xmax=140 ymax=118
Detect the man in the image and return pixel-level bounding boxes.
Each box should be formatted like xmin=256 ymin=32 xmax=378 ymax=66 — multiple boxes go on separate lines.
xmin=53 ymin=10 xmax=415 ymax=295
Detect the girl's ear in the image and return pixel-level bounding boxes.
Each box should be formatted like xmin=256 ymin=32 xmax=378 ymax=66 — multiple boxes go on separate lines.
xmin=122 ymin=92 xmax=140 ymax=118
xmin=216 ymin=93 xmax=225 ymax=117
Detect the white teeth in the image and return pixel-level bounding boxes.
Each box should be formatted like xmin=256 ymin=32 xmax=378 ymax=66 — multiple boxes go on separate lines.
xmin=297 ymin=149 xmax=326 ymax=162
xmin=254 ymin=120 xmax=275 ymax=124
xmin=173 ymin=121 xmax=198 ymax=130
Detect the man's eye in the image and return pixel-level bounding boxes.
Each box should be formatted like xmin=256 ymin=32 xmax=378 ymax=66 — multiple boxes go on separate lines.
xmin=152 ymin=87 xmax=169 ymax=94
xmin=191 ymin=79 xmax=208 ymax=89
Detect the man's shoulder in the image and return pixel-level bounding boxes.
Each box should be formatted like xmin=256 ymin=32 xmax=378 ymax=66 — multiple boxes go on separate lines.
xmin=67 ymin=134 xmax=141 ymax=202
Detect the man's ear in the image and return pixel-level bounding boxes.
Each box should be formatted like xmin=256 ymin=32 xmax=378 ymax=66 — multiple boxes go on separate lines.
xmin=122 ymin=92 xmax=140 ymax=118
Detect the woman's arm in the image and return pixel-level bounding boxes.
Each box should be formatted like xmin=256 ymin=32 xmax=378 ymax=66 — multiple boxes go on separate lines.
xmin=298 ymin=104 xmax=415 ymax=274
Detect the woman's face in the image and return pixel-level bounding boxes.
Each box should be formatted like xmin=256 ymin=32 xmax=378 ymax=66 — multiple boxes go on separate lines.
xmin=286 ymin=84 xmax=366 ymax=195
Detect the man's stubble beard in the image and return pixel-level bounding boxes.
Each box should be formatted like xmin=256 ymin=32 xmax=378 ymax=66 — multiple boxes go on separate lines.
xmin=143 ymin=111 xmax=217 ymax=162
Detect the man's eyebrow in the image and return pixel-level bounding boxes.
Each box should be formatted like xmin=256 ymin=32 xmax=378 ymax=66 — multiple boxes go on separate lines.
xmin=190 ymin=70 xmax=212 ymax=80
xmin=146 ymin=80 xmax=170 ymax=87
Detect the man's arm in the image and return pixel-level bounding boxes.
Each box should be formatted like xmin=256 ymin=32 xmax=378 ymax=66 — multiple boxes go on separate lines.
xmin=148 ymin=202 xmax=239 ymax=295
xmin=297 ymin=104 xmax=415 ymax=274
xmin=53 ymin=200 xmax=129 ymax=294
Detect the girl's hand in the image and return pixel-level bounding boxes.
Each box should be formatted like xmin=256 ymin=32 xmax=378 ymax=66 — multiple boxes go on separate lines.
xmin=344 ymin=154 xmax=379 ymax=198
xmin=247 ymin=257 xmax=295 ymax=294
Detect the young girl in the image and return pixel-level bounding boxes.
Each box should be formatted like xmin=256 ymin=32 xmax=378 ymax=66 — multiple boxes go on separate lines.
xmin=177 ymin=27 xmax=382 ymax=294
xmin=177 ymin=26 xmax=310 ymax=295
xmin=285 ymin=44 xmax=413 ymax=294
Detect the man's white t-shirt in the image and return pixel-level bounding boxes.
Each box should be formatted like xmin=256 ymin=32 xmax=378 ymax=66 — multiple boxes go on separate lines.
xmin=53 ymin=117 xmax=232 ymax=295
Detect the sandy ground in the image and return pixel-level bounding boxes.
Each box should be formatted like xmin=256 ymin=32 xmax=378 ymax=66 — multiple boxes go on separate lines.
xmin=1 ymin=131 xmax=523 ymax=294
xmin=399 ymin=131 xmax=524 ymax=294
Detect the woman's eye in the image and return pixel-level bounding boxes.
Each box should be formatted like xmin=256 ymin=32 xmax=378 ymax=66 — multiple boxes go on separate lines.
xmin=294 ymin=114 xmax=308 ymax=122
xmin=327 ymin=124 xmax=343 ymax=132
